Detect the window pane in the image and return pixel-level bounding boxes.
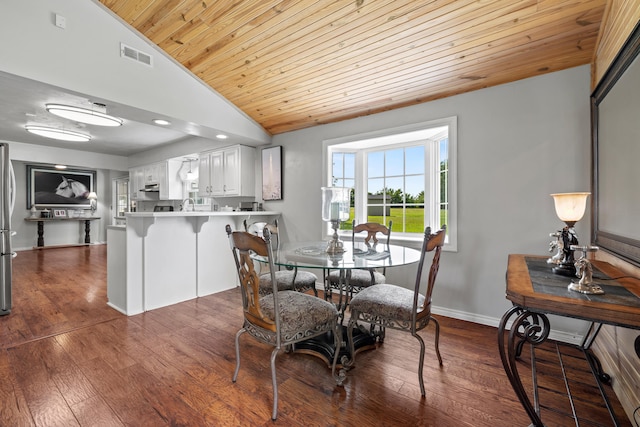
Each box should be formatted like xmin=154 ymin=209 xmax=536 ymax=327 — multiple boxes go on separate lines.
xmin=408 ymin=204 xmax=425 ymax=233
xmin=344 ymin=153 xmax=355 ymax=178
xmin=368 ymin=177 xmax=384 ymax=196
xmin=405 ymin=175 xmax=424 ymax=203
xmin=385 ymin=149 xmax=404 ymax=176
xmin=368 ymin=152 xmax=384 ymax=178
xmin=385 ymin=177 xmax=403 ymax=202
xmin=366 ymin=203 xmax=388 ymax=223
xmin=405 ymin=146 xmax=424 ymax=175
xmin=388 ymin=205 xmax=405 ymax=233
xmin=332 ymin=153 xmax=343 ymax=181
xmin=440 ymin=203 xmax=448 ymax=228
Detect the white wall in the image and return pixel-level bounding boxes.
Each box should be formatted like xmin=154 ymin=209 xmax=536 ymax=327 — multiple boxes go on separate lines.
xmin=268 ymin=65 xmax=592 ymax=339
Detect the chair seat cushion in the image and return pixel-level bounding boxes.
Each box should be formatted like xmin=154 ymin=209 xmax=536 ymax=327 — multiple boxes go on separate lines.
xmin=349 ymin=284 xmax=425 ymax=321
xmin=328 ymin=269 xmax=385 ymax=287
xmin=259 ymin=270 xmax=317 ymax=292
xmin=260 ymin=291 xmax=338 ymax=338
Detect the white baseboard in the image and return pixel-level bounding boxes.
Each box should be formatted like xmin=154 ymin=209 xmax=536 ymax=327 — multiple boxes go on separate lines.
xmin=432 ymin=305 xmax=584 ymax=346
xmin=316 ymin=286 xmax=584 ymax=345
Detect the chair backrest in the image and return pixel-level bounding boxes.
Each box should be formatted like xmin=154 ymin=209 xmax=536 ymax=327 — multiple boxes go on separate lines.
xmin=244 ymin=219 xmax=280 ymax=250
xmin=412 ymin=225 xmax=446 ymax=322
xmin=226 ymin=224 xmax=281 ymax=339
xmin=351 ymin=220 xmax=392 ymax=246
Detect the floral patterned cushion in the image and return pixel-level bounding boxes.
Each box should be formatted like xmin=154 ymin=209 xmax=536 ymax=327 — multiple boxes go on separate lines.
xmin=349 ymin=284 xmax=425 ymax=321
xmin=327 ymin=269 xmax=385 ymax=287
xmin=260 ymin=291 xmax=338 ymax=338
xmin=259 ymin=270 xmax=317 ymax=295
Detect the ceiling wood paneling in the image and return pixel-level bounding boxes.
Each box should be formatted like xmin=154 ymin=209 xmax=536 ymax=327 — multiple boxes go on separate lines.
xmin=100 ymin=0 xmax=607 ymax=135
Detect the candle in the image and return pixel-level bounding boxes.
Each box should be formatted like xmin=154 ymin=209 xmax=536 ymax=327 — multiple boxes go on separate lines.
xmin=330 ymin=202 xmax=340 ymax=220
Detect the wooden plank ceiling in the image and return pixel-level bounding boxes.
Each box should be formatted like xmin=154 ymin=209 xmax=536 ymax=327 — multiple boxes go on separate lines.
xmin=100 ymin=0 xmax=606 ymax=135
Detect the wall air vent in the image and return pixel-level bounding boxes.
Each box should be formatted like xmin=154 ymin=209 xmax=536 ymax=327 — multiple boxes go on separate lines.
xmin=120 ymin=43 xmax=153 ymax=67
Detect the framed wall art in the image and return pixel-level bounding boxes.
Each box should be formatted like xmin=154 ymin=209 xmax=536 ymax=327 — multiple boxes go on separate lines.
xmin=27 ymin=165 xmax=96 ymax=208
xmin=262 ymin=146 xmax=282 ymax=201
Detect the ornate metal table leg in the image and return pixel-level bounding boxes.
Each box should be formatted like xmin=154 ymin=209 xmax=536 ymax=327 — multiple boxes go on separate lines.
xmin=498 ymin=306 xmax=550 ymax=427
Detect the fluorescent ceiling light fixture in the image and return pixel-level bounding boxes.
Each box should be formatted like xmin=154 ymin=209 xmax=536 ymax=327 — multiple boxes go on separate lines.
xmin=46 ymin=104 xmax=123 ymax=127
xmin=25 ymin=125 xmax=91 ymax=142
xmin=216 ymin=134 xmax=228 ymax=139
xmin=153 ymin=119 xmax=171 ymax=125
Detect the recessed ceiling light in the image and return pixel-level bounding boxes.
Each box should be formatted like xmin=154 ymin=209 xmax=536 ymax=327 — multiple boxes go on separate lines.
xmin=25 ymin=125 xmax=91 ymax=142
xmin=216 ymin=134 xmax=228 ymax=139
xmin=153 ymin=119 xmax=171 ymax=126
xmin=46 ymin=103 xmax=123 ymax=127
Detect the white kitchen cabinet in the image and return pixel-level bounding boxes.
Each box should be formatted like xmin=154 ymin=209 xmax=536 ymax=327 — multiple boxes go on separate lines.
xmin=198 ymin=152 xmax=212 ymax=196
xmin=130 ymin=160 xmax=184 ymax=201
xmin=198 ymin=145 xmax=255 ymax=197
xmin=159 ymin=159 xmax=184 ymax=200
xmin=129 ymin=167 xmax=146 ymax=201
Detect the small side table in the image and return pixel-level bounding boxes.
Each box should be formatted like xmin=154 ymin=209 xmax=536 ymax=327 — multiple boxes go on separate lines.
xmin=499 ymin=254 xmax=640 ymax=426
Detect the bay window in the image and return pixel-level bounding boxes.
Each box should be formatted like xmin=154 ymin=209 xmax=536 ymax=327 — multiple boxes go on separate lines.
xmin=325 ymin=117 xmax=456 ymax=250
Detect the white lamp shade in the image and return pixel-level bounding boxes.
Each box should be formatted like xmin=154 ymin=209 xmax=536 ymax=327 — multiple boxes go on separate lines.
xmin=321 ymin=187 xmax=351 ymax=222
xmin=551 ymin=192 xmax=590 ymax=223
xmin=88 ymin=192 xmax=98 ymax=200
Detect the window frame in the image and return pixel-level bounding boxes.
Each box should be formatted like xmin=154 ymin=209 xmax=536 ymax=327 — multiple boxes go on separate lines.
xmin=323 ymin=116 xmax=457 ymax=251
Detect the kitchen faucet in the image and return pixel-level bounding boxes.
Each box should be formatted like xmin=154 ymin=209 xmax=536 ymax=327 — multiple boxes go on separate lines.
xmin=181 ymin=197 xmax=195 ymax=212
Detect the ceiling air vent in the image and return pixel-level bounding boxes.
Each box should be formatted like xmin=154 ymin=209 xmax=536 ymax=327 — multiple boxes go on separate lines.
xmin=120 ymin=43 xmax=153 ymax=67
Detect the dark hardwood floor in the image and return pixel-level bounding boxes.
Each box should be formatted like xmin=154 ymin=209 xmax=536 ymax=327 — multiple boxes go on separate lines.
xmin=0 ymin=245 xmax=630 ymax=426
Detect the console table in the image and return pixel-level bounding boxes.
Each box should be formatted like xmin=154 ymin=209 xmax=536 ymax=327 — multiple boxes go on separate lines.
xmin=499 ymin=254 xmax=640 ymax=426
xmin=24 ymin=217 xmax=100 ymax=247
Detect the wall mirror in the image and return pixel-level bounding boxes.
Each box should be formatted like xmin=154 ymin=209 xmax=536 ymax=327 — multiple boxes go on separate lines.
xmin=592 ymin=21 xmax=640 ymax=266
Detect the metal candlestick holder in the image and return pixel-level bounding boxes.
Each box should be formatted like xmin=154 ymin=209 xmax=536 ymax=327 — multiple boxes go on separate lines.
xmin=568 ymin=245 xmax=604 ymax=295
xmin=326 ymin=219 xmax=345 ymax=254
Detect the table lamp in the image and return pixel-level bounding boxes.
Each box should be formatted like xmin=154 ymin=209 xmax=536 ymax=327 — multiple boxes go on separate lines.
xmin=550 ymin=192 xmax=589 ymax=277
xmin=321 ymin=187 xmax=351 ymax=254
xmin=88 ymin=192 xmax=98 ymax=216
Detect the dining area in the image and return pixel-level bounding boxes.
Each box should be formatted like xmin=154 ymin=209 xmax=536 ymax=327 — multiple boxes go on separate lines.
xmin=228 ymin=214 xmax=447 ymax=420
xmin=7 ymin=241 xmax=628 ymax=426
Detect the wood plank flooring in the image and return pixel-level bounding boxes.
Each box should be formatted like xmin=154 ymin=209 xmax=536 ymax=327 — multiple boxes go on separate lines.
xmin=0 ymin=245 xmax=630 ymax=426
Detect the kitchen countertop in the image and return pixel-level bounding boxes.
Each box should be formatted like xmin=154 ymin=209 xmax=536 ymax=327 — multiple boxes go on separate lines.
xmin=125 ymin=210 xmax=279 ymax=218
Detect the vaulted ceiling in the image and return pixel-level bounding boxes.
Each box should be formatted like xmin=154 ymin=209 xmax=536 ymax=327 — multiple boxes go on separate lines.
xmin=100 ymin=0 xmax=606 ymax=135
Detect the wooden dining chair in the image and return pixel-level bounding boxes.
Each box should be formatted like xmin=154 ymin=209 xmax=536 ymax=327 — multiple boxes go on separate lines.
xmin=226 ymin=225 xmax=343 ymax=420
xmin=244 ymin=219 xmax=318 ymax=296
xmin=345 ymin=225 xmax=446 ymax=396
xmin=325 ymin=220 xmax=392 ymax=299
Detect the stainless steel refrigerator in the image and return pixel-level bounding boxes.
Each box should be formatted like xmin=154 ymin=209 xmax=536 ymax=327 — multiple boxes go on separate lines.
xmin=0 ymin=142 xmax=15 ymax=315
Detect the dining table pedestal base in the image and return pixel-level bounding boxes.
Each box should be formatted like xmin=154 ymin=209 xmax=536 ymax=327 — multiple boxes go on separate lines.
xmin=292 ymin=326 xmax=377 ymax=367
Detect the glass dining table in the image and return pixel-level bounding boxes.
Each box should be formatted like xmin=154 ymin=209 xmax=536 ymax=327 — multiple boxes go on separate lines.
xmin=252 ymin=239 xmax=423 ymax=365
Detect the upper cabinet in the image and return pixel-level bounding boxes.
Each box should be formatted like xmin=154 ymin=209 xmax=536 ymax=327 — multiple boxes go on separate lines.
xmin=129 ymin=167 xmax=146 ymax=201
xmin=129 ymin=160 xmax=185 ymax=201
xmin=199 ymin=145 xmax=255 ymax=197
xmin=144 ymin=163 xmax=161 ymax=184
xmin=160 ymin=160 xmax=184 ymax=200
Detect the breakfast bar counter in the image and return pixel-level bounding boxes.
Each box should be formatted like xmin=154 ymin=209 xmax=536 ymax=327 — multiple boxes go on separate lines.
xmin=107 ymin=211 xmax=279 ymax=315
